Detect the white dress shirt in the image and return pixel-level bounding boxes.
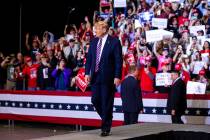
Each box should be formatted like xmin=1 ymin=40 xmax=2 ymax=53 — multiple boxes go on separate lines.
xmin=97 ymin=34 xmax=108 ymax=61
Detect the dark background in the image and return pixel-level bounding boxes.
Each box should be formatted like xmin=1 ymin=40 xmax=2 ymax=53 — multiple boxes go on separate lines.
xmin=1 ymin=0 xmax=99 ymax=55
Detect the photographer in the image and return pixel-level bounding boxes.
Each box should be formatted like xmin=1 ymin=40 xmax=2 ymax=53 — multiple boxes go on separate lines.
xmin=1 ymin=54 xmax=17 ymax=90
xmin=0 ymin=52 xmax=6 ymax=89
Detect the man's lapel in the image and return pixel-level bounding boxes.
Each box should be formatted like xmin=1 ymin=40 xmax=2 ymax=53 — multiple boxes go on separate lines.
xmin=93 ymin=38 xmax=99 ymax=61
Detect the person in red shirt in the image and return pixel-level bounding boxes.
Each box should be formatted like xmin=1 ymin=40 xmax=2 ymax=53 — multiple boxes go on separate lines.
xmin=138 ymin=57 xmax=156 ymax=94
xmin=174 ymin=63 xmax=190 ymax=85
xmin=22 ymin=57 xmax=40 ymax=90
xmin=178 ymin=10 xmax=189 ymax=26
xmin=201 ymin=41 xmax=210 ymax=53
xmin=121 ymin=58 xmax=129 ymax=81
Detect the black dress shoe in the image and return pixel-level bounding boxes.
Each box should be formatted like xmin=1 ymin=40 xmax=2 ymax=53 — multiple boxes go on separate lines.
xmin=100 ymin=131 xmax=110 ymax=137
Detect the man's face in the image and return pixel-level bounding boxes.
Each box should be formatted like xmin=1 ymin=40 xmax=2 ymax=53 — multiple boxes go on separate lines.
xmin=162 ymin=65 xmax=169 ymax=71
xmin=95 ymin=25 xmax=106 ymax=38
xmin=41 ymin=57 xmax=48 ymax=63
xmin=69 ymin=42 xmax=74 ymax=47
xmin=27 ymin=61 xmax=32 ymax=67
xmin=192 ymin=38 xmax=197 ymax=44
xmin=171 ymin=73 xmax=178 ymax=81
xmin=47 ymin=50 xmax=53 ymax=56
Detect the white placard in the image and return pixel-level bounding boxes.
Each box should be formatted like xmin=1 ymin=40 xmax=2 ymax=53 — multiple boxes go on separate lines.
xmin=187 ymin=81 xmax=206 ymax=94
xmin=192 ymin=61 xmax=205 ymax=74
xmin=114 ymin=0 xmax=126 ymax=8
xmin=201 ymin=53 xmax=209 ymax=63
xmin=135 ymin=19 xmax=142 ymax=29
xmin=189 ymin=25 xmax=206 ymax=36
xmin=152 ymin=18 xmax=168 ymax=29
xmin=156 ymin=73 xmax=172 ymax=86
xmin=146 ymin=29 xmax=174 ymax=42
xmin=43 ymin=68 xmax=49 ymax=79
xmin=201 ymin=38 xmax=210 ymax=47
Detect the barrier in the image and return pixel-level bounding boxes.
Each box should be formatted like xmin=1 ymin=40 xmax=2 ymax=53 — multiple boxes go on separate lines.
xmin=0 ymin=90 xmax=210 ymax=126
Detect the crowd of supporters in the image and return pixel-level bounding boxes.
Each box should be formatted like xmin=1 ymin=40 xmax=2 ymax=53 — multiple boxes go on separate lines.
xmin=0 ymin=0 xmax=209 ymax=93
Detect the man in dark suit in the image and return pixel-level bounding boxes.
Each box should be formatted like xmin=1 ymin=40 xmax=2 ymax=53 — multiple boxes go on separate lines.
xmin=85 ymin=21 xmax=122 ymax=136
xmin=120 ymin=65 xmax=143 ymax=125
xmin=167 ymin=70 xmax=187 ymax=124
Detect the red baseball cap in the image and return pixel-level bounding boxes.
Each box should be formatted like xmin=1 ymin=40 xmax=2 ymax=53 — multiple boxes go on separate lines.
xmin=175 ymin=63 xmax=182 ymax=71
xmin=161 ymin=61 xmax=170 ymax=67
xmin=199 ymin=70 xmax=205 ymax=76
xmin=25 ymin=57 xmax=32 ymax=62
xmin=164 ymin=2 xmax=171 ymax=7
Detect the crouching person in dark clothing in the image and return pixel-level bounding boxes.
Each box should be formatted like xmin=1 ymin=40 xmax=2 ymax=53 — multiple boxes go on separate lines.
xmin=120 ymin=65 xmax=143 ymax=125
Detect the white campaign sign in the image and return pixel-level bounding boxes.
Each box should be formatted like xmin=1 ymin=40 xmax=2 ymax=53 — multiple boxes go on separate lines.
xmin=114 ymin=0 xmax=126 ymax=8
xmin=187 ymin=81 xmax=206 ymax=94
xmin=152 ymin=18 xmax=168 ymax=29
xmin=135 ymin=19 xmax=142 ymax=29
xmin=189 ymin=25 xmax=206 ymax=36
xmin=146 ymin=29 xmax=173 ymax=42
xmin=156 ymin=73 xmax=172 ymax=86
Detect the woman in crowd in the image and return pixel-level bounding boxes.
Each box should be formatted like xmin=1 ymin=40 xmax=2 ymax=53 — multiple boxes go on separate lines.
xmin=52 ymin=58 xmax=72 ymax=90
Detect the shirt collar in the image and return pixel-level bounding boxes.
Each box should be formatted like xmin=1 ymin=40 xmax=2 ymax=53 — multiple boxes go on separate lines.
xmin=100 ymin=33 xmax=108 ymax=41
xmin=173 ymin=76 xmax=181 ymax=84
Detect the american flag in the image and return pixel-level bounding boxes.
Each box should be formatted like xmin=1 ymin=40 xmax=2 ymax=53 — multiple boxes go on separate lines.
xmin=0 ymin=91 xmax=210 ymax=126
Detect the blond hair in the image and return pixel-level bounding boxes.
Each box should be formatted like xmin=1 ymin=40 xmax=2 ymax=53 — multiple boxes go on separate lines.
xmin=94 ymin=21 xmax=109 ymax=30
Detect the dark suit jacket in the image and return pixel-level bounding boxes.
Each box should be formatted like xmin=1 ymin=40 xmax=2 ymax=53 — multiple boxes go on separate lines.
xmin=167 ymin=78 xmax=187 ymax=115
xmin=85 ymin=35 xmax=122 ymax=84
xmin=121 ymin=76 xmax=143 ymax=113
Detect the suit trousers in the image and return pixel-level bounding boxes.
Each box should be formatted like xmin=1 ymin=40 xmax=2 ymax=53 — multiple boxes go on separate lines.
xmin=124 ymin=112 xmax=139 ymax=125
xmin=172 ymin=114 xmax=184 ymax=124
xmin=91 ymin=75 xmax=115 ymax=132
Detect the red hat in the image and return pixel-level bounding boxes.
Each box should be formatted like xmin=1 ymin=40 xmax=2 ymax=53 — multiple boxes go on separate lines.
xmin=164 ymin=2 xmax=171 ymax=7
xmin=199 ymin=70 xmax=205 ymax=76
xmin=25 ymin=56 xmax=32 ymax=62
xmin=175 ymin=63 xmax=182 ymax=71
xmin=182 ymin=30 xmax=189 ymax=34
xmin=128 ymin=43 xmax=136 ymax=51
xmin=161 ymin=61 xmax=170 ymax=67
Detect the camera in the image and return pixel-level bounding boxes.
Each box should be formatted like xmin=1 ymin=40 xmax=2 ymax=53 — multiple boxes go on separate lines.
xmin=144 ymin=65 xmax=148 ymax=68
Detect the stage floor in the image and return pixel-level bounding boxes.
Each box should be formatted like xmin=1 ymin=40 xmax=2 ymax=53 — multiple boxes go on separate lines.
xmin=0 ymin=121 xmax=76 ymax=140
xmin=30 ymin=123 xmax=210 ymax=140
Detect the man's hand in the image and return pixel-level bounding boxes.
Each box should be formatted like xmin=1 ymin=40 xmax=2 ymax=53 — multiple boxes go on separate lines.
xmin=140 ymin=110 xmax=143 ymax=114
xmin=114 ymin=78 xmax=121 ymax=87
xmin=171 ymin=110 xmax=176 ymax=116
xmin=85 ymin=75 xmax=90 ymax=84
